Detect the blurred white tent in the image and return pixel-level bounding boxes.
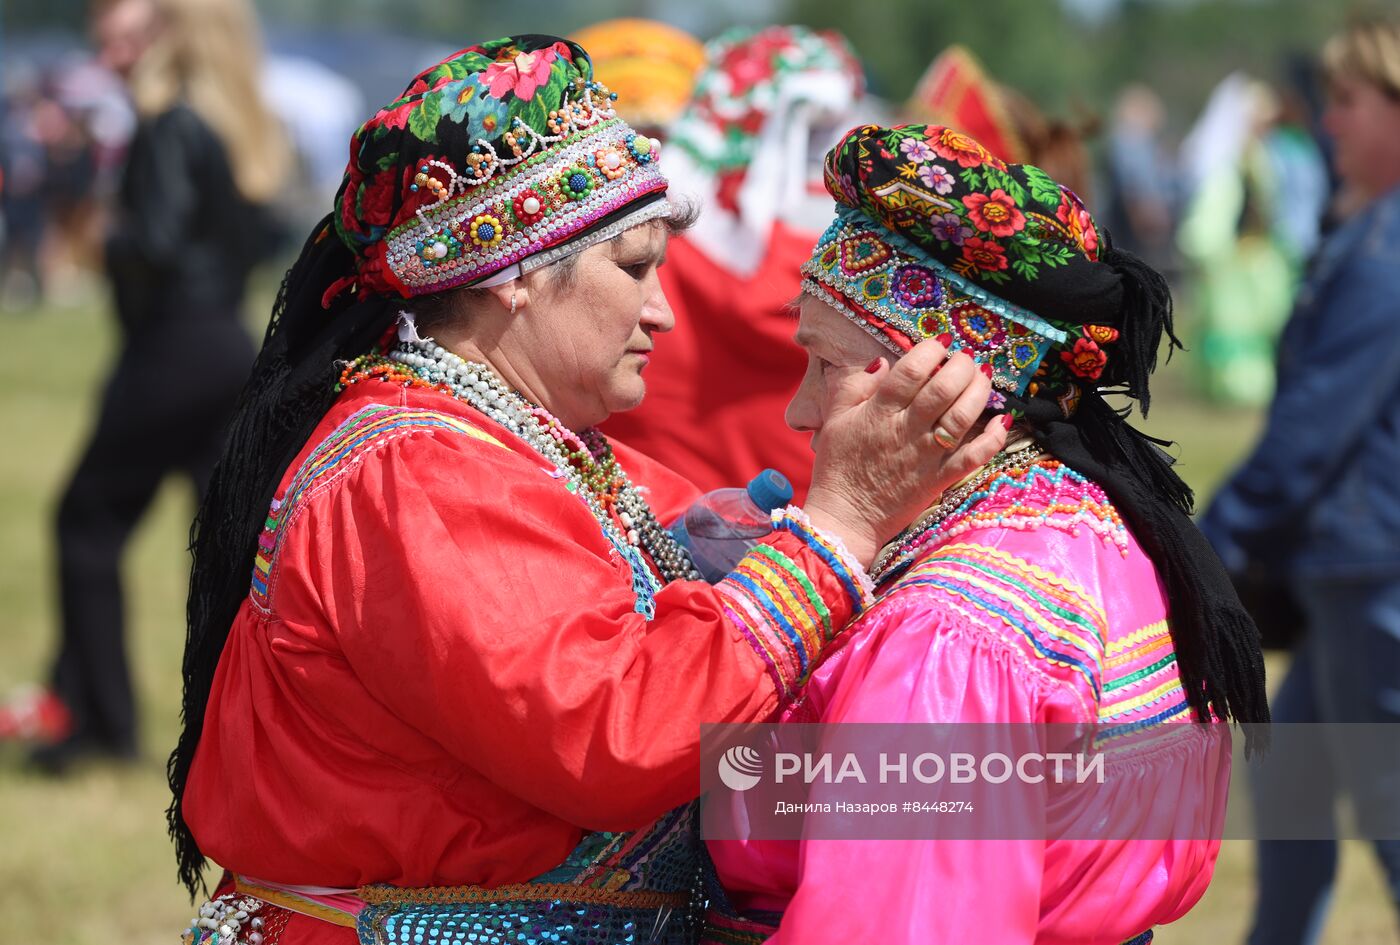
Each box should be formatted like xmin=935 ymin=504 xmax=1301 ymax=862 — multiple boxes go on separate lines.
xmin=261 ymin=54 xmax=365 ymax=208
xmin=1178 ymin=71 xmax=1258 ymax=200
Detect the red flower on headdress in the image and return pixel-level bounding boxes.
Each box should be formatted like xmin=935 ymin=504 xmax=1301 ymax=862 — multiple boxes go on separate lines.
xmin=339 ymin=182 xmax=363 ymax=238
xmin=339 ymin=147 xmax=368 ymax=237
xmin=961 ymin=236 xmax=1008 ymax=272
xmin=371 ymin=74 xmax=454 ymax=131
xmin=512 ymin=188 xmax=548 ymax=226
xmin=1085 ymin=324 xmax=1120 ymax=345
xmin=483 ymin=42 xmax=571 ymax=101
xmin=1061 ymin=337 xmax=1108 ymax=379
xmin=962 ymin=188 xmax=1026 ymax=238
xmin=371 ymin=98 xmax=418 ymax=132
xmin=927 ymin=126 xmax=993 ymax=169
xmin=357 ymin=167 xmax=398 ymax=228
xmin=356 ymin=239 xmax=410 ymax=299
xmin=1056 ymin=190 xmax=1100 ymax=259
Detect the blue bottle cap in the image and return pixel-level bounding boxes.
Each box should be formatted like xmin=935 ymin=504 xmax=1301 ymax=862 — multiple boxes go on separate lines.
xmin=746 ymin=469 xmax=794 ymax=513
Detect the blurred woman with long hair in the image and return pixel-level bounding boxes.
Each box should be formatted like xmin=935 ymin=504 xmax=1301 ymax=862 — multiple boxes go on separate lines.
xmin=13 ymin=0 xmax=290 ymax=770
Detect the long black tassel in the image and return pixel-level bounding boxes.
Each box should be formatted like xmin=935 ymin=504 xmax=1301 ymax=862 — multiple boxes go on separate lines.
xmin=168 ymin=221 xmax=396 ymax=896
xmin=1012 ymin=237 xmax=1270 ymax=753
xmin=1030 ymin=397 xmax=1271 ymax=743
xmin=1100 ymin=241 xmax=1181 ymax=415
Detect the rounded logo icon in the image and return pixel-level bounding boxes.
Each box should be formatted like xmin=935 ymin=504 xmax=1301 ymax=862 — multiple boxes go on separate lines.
xmin=718 ymin=745 xmax=763 ymax=792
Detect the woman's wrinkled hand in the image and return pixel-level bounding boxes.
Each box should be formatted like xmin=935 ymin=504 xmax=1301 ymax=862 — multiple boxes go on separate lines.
xmin=803 ymin=338 xmax=1008 ymax=568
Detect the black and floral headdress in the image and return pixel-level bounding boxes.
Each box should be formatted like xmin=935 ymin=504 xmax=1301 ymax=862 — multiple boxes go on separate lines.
xmin=805 ymin=123 xmax=1270 ymax=744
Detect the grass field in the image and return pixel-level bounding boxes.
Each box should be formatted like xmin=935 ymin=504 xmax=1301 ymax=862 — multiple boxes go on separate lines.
xmin=0 ymin=295 xmax=1395 ymax=944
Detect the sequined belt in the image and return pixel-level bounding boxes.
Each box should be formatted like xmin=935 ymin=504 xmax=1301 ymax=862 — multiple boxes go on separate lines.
xmin=187 ymin=803 xmax=703 ymax=945
xmin=357 ymin=882 xmax=692 ymax=945
xmin=185 ymin=877 xmax=692 ymax=945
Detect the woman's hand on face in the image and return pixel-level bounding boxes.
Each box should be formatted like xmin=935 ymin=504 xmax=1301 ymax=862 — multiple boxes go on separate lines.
xmin=803 ymin=338 xmax=1008 ymax=568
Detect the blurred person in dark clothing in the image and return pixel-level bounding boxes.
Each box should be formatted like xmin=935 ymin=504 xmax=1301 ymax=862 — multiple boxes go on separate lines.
xmin=33 ymin=84 xmax=102 ymax=302
xmin=0 ymin=0 xmax=290 ymax=770
xmin=0 ymin=73 xmax=52 ymax=309
xmin=1200 ymin=17 xmax=1400 ymax=944
xmin=1104 ymin=85 xmax=1178 ymax=268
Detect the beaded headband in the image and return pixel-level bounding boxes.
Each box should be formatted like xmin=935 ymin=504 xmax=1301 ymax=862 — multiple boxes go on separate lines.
xmin=801 ymin=207 xmax=1066 ymax=396
xmin=382 ymin=79 xmax=668 ymax=294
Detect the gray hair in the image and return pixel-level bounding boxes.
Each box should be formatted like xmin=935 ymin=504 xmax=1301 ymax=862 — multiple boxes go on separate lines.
xmin=408 ymin=196 xmax=700 ymax=332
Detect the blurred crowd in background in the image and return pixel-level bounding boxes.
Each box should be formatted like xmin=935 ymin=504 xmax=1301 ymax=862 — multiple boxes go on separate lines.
xmin=2 ymin=1 xmax=1400 ymax=942
xmin=1 ymin=0 xmax=1374 ymax=409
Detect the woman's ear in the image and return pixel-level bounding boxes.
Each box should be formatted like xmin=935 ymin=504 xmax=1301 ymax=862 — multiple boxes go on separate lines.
xmin=482 ymin=279 xmax=528 ymax=315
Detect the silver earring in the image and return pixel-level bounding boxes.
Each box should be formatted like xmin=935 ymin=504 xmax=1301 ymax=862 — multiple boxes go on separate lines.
xmin=510 ymin=290 xmax=518 ymax=316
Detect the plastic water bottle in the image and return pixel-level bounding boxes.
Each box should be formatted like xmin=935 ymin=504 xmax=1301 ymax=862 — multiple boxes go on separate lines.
xmin=670 ymin=469 xmax=794 ymax=583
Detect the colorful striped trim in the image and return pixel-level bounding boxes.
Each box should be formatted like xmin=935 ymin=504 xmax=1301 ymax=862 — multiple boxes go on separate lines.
xmin=1106 ymin=619 xmax=1170 ymax=657
xmin=718 ymin=507 xmax=877 ymax=703
xmin=770 ymin=506 xmax=875 ymax=612
xmin=892 ymin=542 xmax=1108 ymax=700
xmin=1101 ymin=677 xmax=1184 ymax=718
xmin=233 ymin=876 xmax=362 ymax=928
xmin=250 ymin=404 xmax=507 ymax=610
xmin=1105 ymin=628 xmax=1173 ymax=671
xmin=718 ymin=540 xmax=837 ymax=704
xmin=715 ymin=507 xmax=877 ymax=702
xmin=1095 ymin=700 xmax=1193 ymax=744
xmin=1104 ymin=652 xmax=1176 ymax=692
xmin=1098 ymin=616 xmax=1189 ymax=736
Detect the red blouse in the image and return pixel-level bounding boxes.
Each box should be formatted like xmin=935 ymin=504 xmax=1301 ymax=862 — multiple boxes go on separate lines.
xmin=183 ymin=379 xmax=866 ymax=940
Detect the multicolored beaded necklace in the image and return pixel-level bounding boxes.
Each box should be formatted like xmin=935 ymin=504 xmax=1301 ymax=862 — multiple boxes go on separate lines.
xmin=337 ymin=339 xmax=701 ymax=617
xmin=870 ymin=439 xmax=1130 ymax=584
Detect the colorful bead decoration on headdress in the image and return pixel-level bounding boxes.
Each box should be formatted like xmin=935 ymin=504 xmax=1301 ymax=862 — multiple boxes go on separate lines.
xmin=802 ymin=209 xmax=1063 ymax=396
xmin=334 ymin=36 xmax=670 ymax=299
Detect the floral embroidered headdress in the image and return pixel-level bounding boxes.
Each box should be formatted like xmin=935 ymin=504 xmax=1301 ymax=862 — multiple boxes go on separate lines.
xmin=804 ymin=123 xmax=1124 ymax=416
xmin=799 ymin=122 xmax=1271 ymax=747
xmin=663 ymin=25 xmax=865 ymax=276
xmin=333 ymin=35 xmax=672 ymax=300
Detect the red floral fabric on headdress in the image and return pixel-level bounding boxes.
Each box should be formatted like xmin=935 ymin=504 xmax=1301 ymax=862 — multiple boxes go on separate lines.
xmin=814 ymin=123 xmax=1135 ymax=411
xmin=334 ymin=35 xmax=670 ymax=299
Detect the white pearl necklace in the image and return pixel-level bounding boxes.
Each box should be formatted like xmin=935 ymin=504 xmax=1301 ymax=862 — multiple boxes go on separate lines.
xmin=386 ymin=339 xmax=702 ymax=591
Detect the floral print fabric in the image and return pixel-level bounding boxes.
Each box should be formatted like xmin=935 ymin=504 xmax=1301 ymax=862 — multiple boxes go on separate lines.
xmin=816 ymin=123 xmax=1133 ymax=413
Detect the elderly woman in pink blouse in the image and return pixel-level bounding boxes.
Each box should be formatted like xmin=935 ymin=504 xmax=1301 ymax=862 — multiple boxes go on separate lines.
xmin=703 ymin=124 xmax=1270 ymax=944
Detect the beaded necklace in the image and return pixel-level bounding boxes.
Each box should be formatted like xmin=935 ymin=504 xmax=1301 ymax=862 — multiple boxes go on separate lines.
xmin=871 ymin=440 xmax=1131 ymax=584
xmin=337 ymin=339 xmax=701 ymax=617
xmin=871 ymin=441 xmax=1045 ymax=582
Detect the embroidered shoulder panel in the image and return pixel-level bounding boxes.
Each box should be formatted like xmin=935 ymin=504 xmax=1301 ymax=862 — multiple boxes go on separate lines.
xmin=888 ymin=541 xmax=1190 ymax=737
xmin=1096 ymin=618 xmax=1190 ymax=742
xmin=889 ymin=542 xmax=1109 ymax=701
xmin=933 ymin=458 xmax=1131 ymax=557
xmin=249 ymin=404 xmax=507 ymax=611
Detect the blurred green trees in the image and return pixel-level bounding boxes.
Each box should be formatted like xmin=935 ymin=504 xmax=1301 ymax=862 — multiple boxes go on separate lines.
xmin=786 ymin=0 xmax=1393 ymax=124
xmin=6 ymin=0 xmax=1398 ymax=126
